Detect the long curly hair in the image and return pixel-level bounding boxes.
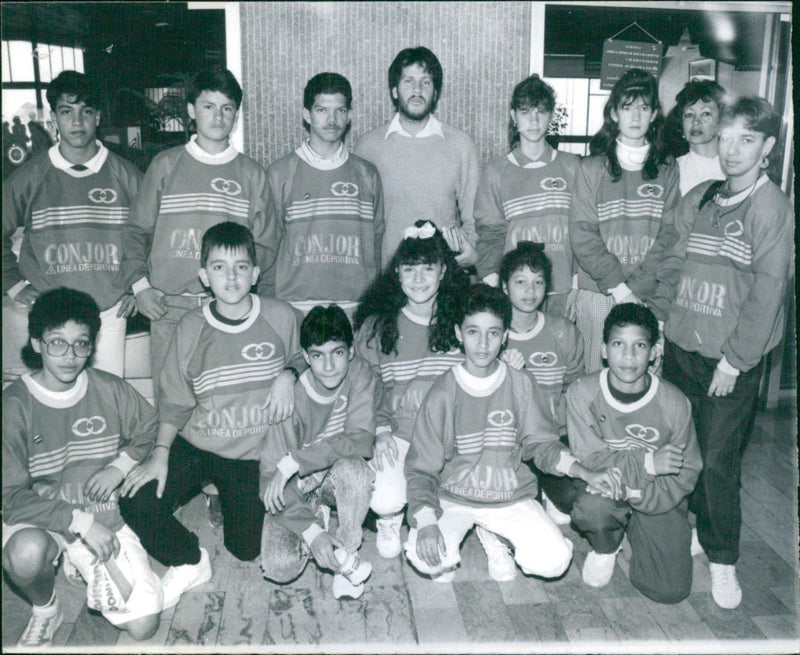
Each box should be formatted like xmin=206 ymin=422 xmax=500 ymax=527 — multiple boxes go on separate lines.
xmin=589 ymin=68 xmax=669 ymax=182
xmin=354 ymin=220 xmax=469 ymax=355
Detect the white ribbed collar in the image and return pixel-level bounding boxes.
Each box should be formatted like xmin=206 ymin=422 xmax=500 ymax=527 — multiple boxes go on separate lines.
xmin=202 ymin=294 xmax=260 ymax=333
xmin=49 ymin=141 xmax=108 ymax=176
xmin=453 ymin=361 xmax=507 ymax=397
xmin=385 ymin=113 xmax=445 ymax=139
xmin=401 ymin=305 xmax=432 ymax=326
xmin=22 ymin=370 xmax=88 ymax=408
xmin=299 ymin=370 xmax=343 ymax=404
xmin=599 ymin=368 xmax=659 ymax=413
xmin=185 ymin=134 xmax=239 ymax=165
xmin=508 ymin=312 xmax=545 ymax=342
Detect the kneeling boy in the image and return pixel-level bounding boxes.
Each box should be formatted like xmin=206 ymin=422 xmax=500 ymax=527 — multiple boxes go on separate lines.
xmin=119 ymin=222 xmax=303 ymax=608
xmin=3 ymin=288 xmax=162 ymax=647
xmin=568 ymin=303 xmax=702 ymax=603
xmin=404 ymin=284 xmax=619 ymax=582
xmin=260 ymin=305 xmax=376 ymax=599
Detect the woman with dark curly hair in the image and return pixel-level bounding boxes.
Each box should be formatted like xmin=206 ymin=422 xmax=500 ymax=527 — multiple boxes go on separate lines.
xmin=354 ymin=220 xmax=469 ymax=559
xmin=664 ymin=79 xmax=727 ymax=196
xmin=570 ymin=68 xmax=680 ymax=372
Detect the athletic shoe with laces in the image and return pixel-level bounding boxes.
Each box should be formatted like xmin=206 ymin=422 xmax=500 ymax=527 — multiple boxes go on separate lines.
xmin=204 ymin=492 xmax=224 ymax=529
xmin=161 ymin=547 xmax=212 ymax=610
xmin=582 ymin=548 xmax=619 ymax=588
xmin=709 ymin=563 xmax=742 ymax=609
xmin=475 ymin=526 xmax=516 ymax=581
xmin=376 ymin=513 xmax=403 ymax=558
xmin=542 ymin=492 xmax=572 ymax=526
xmin=332 ymin=573 xmax=365 ymax=599
xmin=690 ymin=528 xmax=704 ymax=557
xmin=17 ymin=597 xmax=63 ymax=648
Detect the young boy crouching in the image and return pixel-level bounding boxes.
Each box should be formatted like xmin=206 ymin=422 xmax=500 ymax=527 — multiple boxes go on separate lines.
xmin=3 ymin=288 xmax=163 ymax=647
xmin=568 ymin=303 xmax=702 ymax=603
xmin=404 ymin=284 xmax=619 ymax=582
xmin=260 ymin=305 xmax=376 ymax=599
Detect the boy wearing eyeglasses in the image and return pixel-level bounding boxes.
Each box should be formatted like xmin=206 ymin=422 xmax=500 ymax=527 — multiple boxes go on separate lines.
xmin=2 ymin=287 xmax=163 ymax=648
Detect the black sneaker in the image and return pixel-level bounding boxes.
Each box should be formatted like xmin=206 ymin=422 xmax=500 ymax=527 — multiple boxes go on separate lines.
xmin=204 ymin=493 xmax=224 ymax=529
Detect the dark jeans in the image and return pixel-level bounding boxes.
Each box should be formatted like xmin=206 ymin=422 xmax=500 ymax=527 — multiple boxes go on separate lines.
xmin=119 ymin=436 xmax=265 ymax=566
xmin=572 ymin=490 xmax=692 ymax=604
xmin=663 ymin=341 xmax=762 ymax=565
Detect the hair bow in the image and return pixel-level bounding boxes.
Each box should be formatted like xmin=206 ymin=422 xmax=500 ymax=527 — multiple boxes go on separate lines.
xmin=403 ymin=222 xmax=436 ymax=240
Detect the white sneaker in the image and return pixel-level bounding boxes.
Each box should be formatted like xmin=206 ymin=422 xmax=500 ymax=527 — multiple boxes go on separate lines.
xmin=17 ymin=597 xmax=63 ymax=647
xmin=161 ymin=547 xmax=212 ymax=610
xmin=542 ymin=492 xmax=572 ymax=526
xmin=332 ymin=573 xmax=365 ymax=599
xmin=709 ymin=563 xmax=742 ymax=609
xmin=335 ymin=548 xmax=372 ymax=586
xmin=432 ymin=567 xmax=457 ymax=583
xmin=376 ymin=513 xmax=403 ymax=558
xmin=476 ymin=526 xmax=516 ymax=581
xmin=582 ymin=549 xmax=619 ymax=588
xmin=690 ymin=528 xmax=704 ymax=557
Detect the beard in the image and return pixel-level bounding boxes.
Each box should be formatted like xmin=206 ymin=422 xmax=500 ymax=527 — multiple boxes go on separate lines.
xmin=398 ymin=94 xmax=434 ymax=121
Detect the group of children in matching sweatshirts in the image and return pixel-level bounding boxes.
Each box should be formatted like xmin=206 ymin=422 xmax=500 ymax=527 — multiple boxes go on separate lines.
xmin=2 ymin=61 xmax=793 ymax=649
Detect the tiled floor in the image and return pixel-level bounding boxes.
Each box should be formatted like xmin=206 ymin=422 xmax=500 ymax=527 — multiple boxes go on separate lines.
xmin=3 ymin=403 xmax=797 ymax=653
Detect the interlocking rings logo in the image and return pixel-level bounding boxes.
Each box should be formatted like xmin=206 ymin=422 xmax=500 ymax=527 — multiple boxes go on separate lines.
xmin=241 ymin=342 xmax=276 ymax=361
xmin=487 ymin=410 xmax=515 ymax=428
xmin=624 ymin=424 xmax=660 ymax=443
xmin=88 ymin=188 xmax=118 ymax=204
xmin=210 ymin=178 xmax=242 ymax=196
xmin=723 ymin=220 xmax=744 ymax=238
xmin=637 ymin=183 xmax=664 ymax=199
xmin=72 ymin=416 xmax=108 ymax=437
xmin=540 ymin=177 xmax=567 ymax=191
xmin=528 ymin=351 xmax=557 ymax=367
xmin=330 ymin=181 xmax=359 ymax=197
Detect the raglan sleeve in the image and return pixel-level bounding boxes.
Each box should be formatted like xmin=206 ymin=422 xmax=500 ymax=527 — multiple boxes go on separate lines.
xmin=2 ymin=389 xmax=80 ymax=534
xmin=474 ymin=161 xmax=509 ymax=280
xmin=249 ymin=162 xmax=281 ymax=297
xmin=120 ymin=154 xmax=168 ymax=291
xmin=405 ymin=385 xmax=451 ymax=525
xmin=517 ymin=372 xmax=574 ymax=475
xmin=259 ymin=412 xmax=320 ymax=538
xmin=157 ymin=317 xmax=198 ymax=430
xmin=722 ymin=191 xmax=794 ymax=372
xmin=628 ymin=390 xmax=702 ymax=514
xmin=565 ymin=378 xmax=655 ymax=488
xmin=289 ymin=360 xmax=376 ymax=475
xmin=2 ymin=162 xmax=42 ymax=295
xmin=112 ymin=377 xmax=158 ymax=464
xmin=647 ymin=185 xmax=703 ymax=322
xmin=355 ymin=320 xmax=394 ymax=437
xmin=627 ymin=163 xmax=681 ymax=300
xmin=569 ymin=159 xmax=627 ymax=292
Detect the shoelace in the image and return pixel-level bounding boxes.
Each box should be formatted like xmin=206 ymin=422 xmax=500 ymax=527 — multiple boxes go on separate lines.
xmin=22 ymin=612 xmax=53 ymax=645
xmin=377 ymin=521 xmax=398 ymax=537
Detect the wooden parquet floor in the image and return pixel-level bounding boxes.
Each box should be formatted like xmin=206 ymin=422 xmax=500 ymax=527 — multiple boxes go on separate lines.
xmin=3 ymin=404 xmax=797 ymax=653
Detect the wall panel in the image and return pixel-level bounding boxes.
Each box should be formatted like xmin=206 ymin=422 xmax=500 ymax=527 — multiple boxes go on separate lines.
xmin=240 ymin=2 xmax=531 ymax=168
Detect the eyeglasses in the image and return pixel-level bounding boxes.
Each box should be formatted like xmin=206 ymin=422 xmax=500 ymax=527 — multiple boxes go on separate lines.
xmin=39 ymin=338 xmax=93 ymax=358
